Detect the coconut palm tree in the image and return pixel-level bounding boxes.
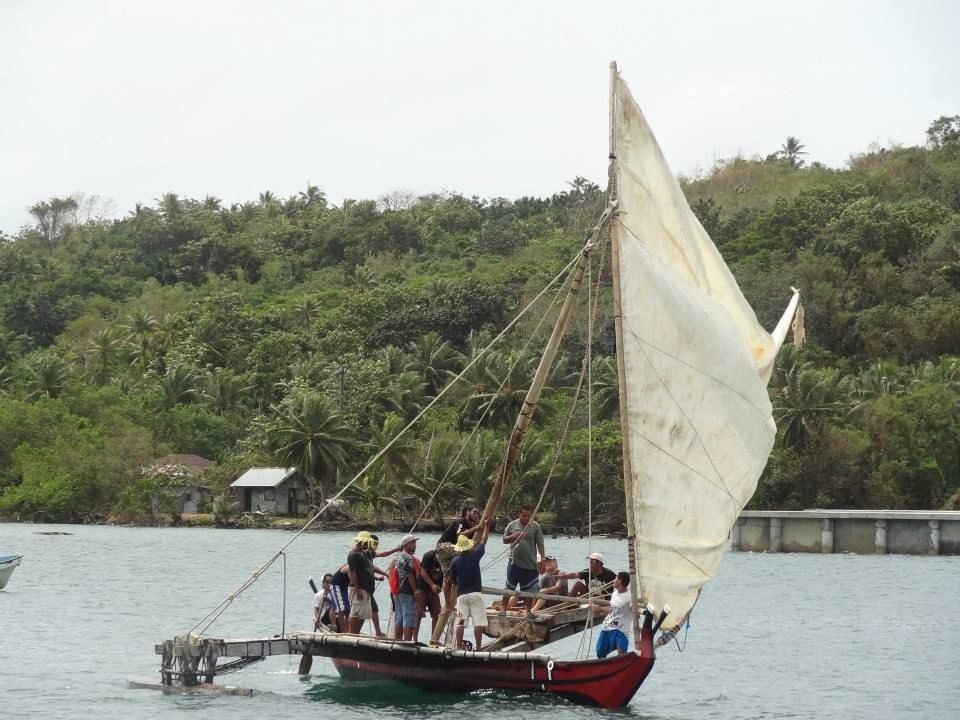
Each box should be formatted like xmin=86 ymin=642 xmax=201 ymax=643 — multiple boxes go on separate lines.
xmin=123 ymin=311 xmax=160 ymax=371
xmin=780 ymin=136 xmax=808 ymax=168
xmin=348 ymin=468 xmax=399 ymax=525
xmin=405 ymin=331 xmax=465 ymax=397
xmin=773 ymin=361 xmax=850 ymax=450
xmin=367 ymin=412 xmax=417 ymax=514
xmin=84 ymin=327 xmax=121 ymax=386
xmin=22 ymin=353 xmax=70 ymax=400
xmin=201 ymin=367 xmax=253 ymax=415
xmin=159 ymin=365 xmax=200 ymax=408
xmin=268 ymin=392 xmax=356 ymax=506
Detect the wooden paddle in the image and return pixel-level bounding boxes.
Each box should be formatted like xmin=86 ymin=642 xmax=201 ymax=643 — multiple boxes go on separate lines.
xmin=298 ymin=577 xmax=320 ymax=675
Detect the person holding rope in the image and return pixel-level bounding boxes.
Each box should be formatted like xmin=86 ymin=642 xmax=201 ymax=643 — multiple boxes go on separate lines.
xmin=450 ymin=518 xmax=492 ymax=650
xmin=501 ymin=506 xmax=545 ymax=613
xmin=430 ymin=506 xmax=481 ymax=643
xmin=558 ymin=552 xmax=616 ymax=600
xmin=588 ymin=571 xmax=632 ymax=658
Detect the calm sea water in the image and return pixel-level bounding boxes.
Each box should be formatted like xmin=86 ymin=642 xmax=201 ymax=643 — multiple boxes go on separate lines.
xmin=1 ymin=522 xmax=957 ymax=719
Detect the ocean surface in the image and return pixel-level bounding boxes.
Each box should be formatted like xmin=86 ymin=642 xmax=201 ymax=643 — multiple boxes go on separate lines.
xmin=1 ymin=522 xmax=957 ymax=719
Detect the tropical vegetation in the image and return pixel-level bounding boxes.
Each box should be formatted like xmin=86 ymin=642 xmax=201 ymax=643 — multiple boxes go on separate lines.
xmin=1 ymin=117 xmax=959 ymax=524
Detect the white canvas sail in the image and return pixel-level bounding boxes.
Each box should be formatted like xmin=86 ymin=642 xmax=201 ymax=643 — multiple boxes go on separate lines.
xmin=611 ymin=73 xmax=798 ymax=631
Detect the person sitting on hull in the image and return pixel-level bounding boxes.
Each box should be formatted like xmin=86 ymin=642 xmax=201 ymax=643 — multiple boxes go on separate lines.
xmin=450 ymin=518 xmax=492 ymax=651
xmin=313 ymin=573 xmax=336 ymax=630
xmin=558 ymin=552 xmax=617 ymax=600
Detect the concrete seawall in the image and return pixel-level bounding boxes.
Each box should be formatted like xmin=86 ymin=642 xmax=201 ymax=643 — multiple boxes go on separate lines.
xmin=732 ymin=510 xmax=960 ymax=555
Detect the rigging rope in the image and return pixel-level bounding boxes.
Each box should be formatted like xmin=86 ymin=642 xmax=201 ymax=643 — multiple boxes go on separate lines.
xmin=188 ymin=252 xmax=586 ymax=636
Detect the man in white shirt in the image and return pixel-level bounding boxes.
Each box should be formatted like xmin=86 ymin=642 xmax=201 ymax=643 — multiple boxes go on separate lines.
xmin=589 ymin=571 xmax=632 ymax=658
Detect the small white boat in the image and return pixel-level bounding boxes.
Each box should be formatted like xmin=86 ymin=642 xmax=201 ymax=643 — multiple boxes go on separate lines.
xmin=0 ymin=554 xmax=23 ymax=589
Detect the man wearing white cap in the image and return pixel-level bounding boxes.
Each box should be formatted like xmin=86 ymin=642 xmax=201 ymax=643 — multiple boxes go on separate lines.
xmin=559 ymin=552 xmax=617 ymax=600
xmin=394 ymin=534 xmax=421 ymax=641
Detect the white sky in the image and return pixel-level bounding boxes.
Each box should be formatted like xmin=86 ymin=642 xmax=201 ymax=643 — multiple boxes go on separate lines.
xmin=1 ymin=0 xmax=958 ymax=234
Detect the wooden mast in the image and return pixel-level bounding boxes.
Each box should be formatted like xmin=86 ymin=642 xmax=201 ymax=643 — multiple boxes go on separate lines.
xmin=607 ymin=60 xmax=644 ymax=648
xmin=480 ymin=228 xmax=604 ymax=523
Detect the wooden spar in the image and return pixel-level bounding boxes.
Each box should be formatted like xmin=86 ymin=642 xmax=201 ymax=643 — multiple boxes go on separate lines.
xmin=608 ymin=60 xmax=643 ymax=648
xmin=480 ymin=220 xmax=612 ymax=524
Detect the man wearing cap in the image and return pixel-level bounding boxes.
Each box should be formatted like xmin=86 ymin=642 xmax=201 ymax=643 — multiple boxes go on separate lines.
xmin=394 ymin=534 xmax=421 ymax=641
xmin=347 ymin=531 xmax=377 ymax=634
xmin=450 ymin=518 xmax=491 ymax=650
xmin=501 ymin=507 xmax=545 ymax=613
xmin=560 ymin=552 xmax=617 ymax=600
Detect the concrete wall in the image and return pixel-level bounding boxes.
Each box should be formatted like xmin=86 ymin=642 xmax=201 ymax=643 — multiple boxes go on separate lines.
xmin=732 ymin=510 xmax=960 ymax=555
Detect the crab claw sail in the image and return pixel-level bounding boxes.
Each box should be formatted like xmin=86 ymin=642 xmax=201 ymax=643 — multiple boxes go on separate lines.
xmin=610 ymin=72 xmax=799 ymax=631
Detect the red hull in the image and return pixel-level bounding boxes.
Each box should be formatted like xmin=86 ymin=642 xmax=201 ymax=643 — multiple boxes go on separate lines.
xmin=327 ymin=620 xmax=656 ymax=708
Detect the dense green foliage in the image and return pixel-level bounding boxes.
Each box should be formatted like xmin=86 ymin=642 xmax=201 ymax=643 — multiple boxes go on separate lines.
xmin=2 ymin=118 xmax=959 ymax=523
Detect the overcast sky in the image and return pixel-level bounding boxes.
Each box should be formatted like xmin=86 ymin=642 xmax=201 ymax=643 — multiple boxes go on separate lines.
xmin=2 ymin=0 xmax=958 ymax=234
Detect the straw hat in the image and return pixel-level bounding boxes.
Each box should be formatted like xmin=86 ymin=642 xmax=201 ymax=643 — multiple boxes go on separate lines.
xmin=353 ymin=530 xmax=373 ymax=545
xmin=453 ymin=534 xmax=475 ymax=553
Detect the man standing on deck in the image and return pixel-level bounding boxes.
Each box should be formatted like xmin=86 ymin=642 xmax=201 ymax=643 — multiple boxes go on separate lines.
xmin=501 ymin=506 xmax=545 ymax=613
xmin=347 ymin=531 xmax=377 ymax=634
xmin=417 ymin=546 xmax=443 ymax=639
xmin=430 ymin=506 xmax=481 ymax=643
xmin=394 ymin=534 xmax=421 ymax=641
xmin=450 ymin=518 xmax=492 ymax=650
xmin=589 ymin=571 xmax=632 ymax=658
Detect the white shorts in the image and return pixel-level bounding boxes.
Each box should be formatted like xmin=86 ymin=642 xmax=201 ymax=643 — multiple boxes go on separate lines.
xmin=456 ymin=591 xmax=487 ymax=628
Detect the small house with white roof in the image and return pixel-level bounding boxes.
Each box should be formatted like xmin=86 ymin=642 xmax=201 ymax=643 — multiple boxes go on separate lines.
xmin=230 ymin=467 xmax=307 ymax=516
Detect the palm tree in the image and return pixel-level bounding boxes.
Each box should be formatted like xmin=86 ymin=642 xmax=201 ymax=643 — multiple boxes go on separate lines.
xmin=202 ymin=195 xmax=222 ymax=211
xmin=407 ymin=436 xmax=469 ymax=523
xmin=84 ymin=327 xmax=121 ymax=386
xmin=292 ymin=297 xmax=320 ymax=329
xmin=22 ymin=353 xmax=70 ymax=400
xmin=123 ymin=311 xmax=160 ymax=371
xmin=349 ymin=468 xmax=399 ymax=525
xmin=380 ymin=344 xmax=407 ymax=375
xmin=349 ymin=265 xmax=377 ymax=292
xmin=405 ymin=332 xmax=465 ymax=397
xmin=268 ymin=393 xmax=356 ymax=506
xmin=381 ymin=370 xmax=428 ymax=423
xmin=201 ymin=367 xmax=252 ymax=415
xmin=591 ymin=355 xmax=619 ymax=420
xmin=159 ymin=365 xmax=200 ymax=408
xmin=299 ymin=184 xmax=327 ymax=209
xmin=367 ymin=413 xmax=416 ymax=514
xmin=158 ymin=192 xmax=183 ymax=220
xmin=773 ymin=361 xmax=849 ymax=450
xmin=780 ymin=136 xmax=808 ymax=168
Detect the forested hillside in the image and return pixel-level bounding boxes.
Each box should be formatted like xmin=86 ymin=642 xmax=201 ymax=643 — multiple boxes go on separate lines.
xmin=1 ymin=117 xmax=959 ymax=524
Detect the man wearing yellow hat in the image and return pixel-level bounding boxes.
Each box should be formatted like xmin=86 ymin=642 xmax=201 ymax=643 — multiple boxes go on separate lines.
xmin=347 ymin=531 xmax=377 ymax=634
xmin=449 ymin=518 xmax=491 ymax=650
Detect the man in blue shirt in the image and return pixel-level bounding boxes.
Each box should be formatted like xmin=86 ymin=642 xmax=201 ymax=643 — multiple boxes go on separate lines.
xmin=450 ymin=518 xmax=491 ymax=650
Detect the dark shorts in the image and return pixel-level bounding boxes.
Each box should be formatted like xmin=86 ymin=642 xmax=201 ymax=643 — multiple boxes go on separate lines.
xmin=505 ymin=561 xmax=540 ymax=592
xmin=417 ymin=590 xmax=441 ymax=618
xmin=596 ymin=629 xmax=628 ymax=658
xmin=331 ymin=585 xmax=350 ymax=614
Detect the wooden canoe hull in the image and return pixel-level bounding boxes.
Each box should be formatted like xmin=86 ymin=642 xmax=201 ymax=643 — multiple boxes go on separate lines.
xmin=327 ymin=617 xmax=656 ymax=708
